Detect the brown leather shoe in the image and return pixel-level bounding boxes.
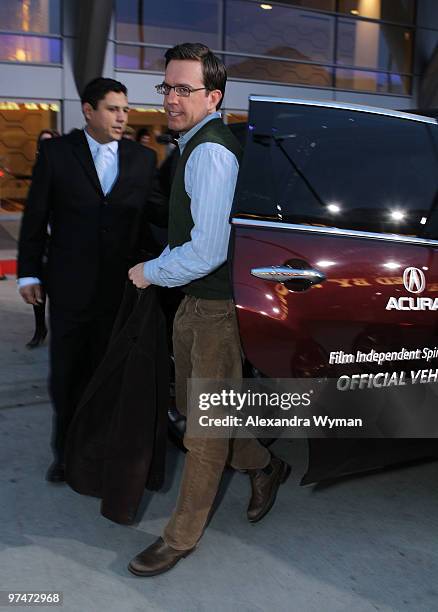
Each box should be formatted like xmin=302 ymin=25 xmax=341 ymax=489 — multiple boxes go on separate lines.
xmin=128 ymin=537 xmax=195 ymax=577
xmin=247 ymin=456 xmax=291 ymax=523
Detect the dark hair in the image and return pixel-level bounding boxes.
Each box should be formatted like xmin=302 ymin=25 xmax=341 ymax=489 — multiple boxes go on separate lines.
xmin=81 ymin=77 xmax=127 ymax=109
xmin=164 ymin=43 xmax=226 ymax=110
xmin=136 ymin=127 xmax=150 ymax=142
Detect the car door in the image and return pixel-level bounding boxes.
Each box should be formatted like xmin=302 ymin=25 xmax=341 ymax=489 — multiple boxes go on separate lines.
xmin=230 ymin=97 xmax=438 ymax=482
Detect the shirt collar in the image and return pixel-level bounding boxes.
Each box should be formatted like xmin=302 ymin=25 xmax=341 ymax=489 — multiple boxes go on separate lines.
xmin=177 ymin=112 xmax=221 ymax=153
xmin=84 ymin=128 xmax=118 ymax=155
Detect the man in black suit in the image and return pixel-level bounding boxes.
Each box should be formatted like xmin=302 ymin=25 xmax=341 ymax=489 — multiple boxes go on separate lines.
xmin=18 ymin=78 xmax=164 ymax=482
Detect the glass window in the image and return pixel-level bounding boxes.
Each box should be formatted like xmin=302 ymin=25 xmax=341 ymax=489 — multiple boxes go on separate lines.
xmin=338 ymin=0 xmax=415 ymax=24
xmin=115 ymin=0 xmax=221 ymax=48
xmin=115 ymin=45 xmax=165 ymax=71
xmin=0 ymin=0 xmax=61 ymax=34
xmin=337 ymin=19 xmax=412 ymax=74
xmin=335 ymin=68 xmax=410 ymax=94
xmin=226 ymin=1 xmax=335 ymax=63
xmin=113 ymin=0 xmax=414 ymax=97
xmin=0 ymin=34 xmax=62 ymax=63
xmin=266 ymin=1 xmax=335 ymax=9
xmin=336 ymin=68 xmax=387 ymax=92
xmin=388 ymin=72 xmax=411 ymax=95
xmin=225 ymin=112 xmax=248 ymax=124
xmin=226 ymin=54 xmax=333 ymax=86
xmin=235 ymin=103 xmax=438 ymax=238
xmin=0 ymin=101 xmax=59 ymax=210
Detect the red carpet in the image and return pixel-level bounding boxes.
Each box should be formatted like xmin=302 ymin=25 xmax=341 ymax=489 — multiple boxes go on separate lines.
xmin=0 ymin=259 xmax=16 ymax=277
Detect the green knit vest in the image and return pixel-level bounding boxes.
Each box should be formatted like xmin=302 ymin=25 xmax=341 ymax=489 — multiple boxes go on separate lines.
xmin=168 ymin=118 xmax=242 ymax=299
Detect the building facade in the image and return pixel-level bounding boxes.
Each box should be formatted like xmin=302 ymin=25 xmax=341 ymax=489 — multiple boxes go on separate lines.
xmin=1 ymin=0 xmax=438 ymax=204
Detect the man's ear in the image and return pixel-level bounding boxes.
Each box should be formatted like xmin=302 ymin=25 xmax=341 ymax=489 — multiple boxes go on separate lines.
xmin=82 ymin=102 xmax=93 ymax=121
xmin=209 ymin=89 xmax=223 ymax=111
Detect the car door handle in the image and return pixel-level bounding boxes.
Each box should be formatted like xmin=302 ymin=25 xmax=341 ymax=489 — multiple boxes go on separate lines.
xmin=251 ymin=266 xmax=326 ymax=285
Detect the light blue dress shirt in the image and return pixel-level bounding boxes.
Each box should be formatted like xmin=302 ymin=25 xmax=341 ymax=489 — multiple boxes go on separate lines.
xmin=18 ymin=129 xmax=119 ymax=288
xmin=143 ymin=112 xmax=239 ymax=288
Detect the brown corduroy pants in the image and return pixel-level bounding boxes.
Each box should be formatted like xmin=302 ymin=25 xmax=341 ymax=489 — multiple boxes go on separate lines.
xmin=163 ymin=295 xmax=270 ymax=550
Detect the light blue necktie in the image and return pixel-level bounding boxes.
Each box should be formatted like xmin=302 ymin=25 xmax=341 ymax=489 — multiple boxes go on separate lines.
xmin=94 ymin=144 xmax=110 ymax=194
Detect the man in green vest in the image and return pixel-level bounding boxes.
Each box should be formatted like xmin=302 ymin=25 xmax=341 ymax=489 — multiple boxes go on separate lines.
xmin=128 ymin=42 xmax=290 ymax=576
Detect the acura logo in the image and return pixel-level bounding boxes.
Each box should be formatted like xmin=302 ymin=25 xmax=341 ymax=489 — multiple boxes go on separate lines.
xmin=403 ymin=267 xmax=426 ymax=294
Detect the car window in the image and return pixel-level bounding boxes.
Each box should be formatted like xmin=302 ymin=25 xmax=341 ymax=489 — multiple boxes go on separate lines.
xmin=233 ymin=103 xmax=438 ymax=239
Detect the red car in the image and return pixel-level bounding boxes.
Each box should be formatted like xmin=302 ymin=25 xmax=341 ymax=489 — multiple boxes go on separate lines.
xmin=229 ymin=96 xmax=438 ymax=483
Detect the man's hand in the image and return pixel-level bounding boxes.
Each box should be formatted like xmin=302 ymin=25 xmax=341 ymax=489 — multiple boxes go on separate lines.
xmin=19 ymin=283 xmax=45 ymax=306
xmin=128 ymin=263 xmax=151 ymax=289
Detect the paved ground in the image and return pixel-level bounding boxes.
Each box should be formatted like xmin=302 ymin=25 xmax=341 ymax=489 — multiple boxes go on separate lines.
xmin=1 ymin=261 xmax=438 ymax=611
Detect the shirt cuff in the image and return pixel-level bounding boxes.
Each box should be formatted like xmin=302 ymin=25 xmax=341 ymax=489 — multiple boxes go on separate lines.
xmin=143 ymin=246 xmax=171 ymax=287
xmin=17 ymin=277 xmax=41 ymax=288
xmin=143 ymin=259 xmax=163 ymax=287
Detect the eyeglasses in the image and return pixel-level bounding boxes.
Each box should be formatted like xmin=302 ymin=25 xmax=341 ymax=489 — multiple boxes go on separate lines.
xmin=155 ymin=83 xmax=207 ymax=97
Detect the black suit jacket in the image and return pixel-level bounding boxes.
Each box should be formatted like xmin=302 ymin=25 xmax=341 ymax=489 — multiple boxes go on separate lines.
xmin=18 ymin=129 xmax=166 ymax=313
